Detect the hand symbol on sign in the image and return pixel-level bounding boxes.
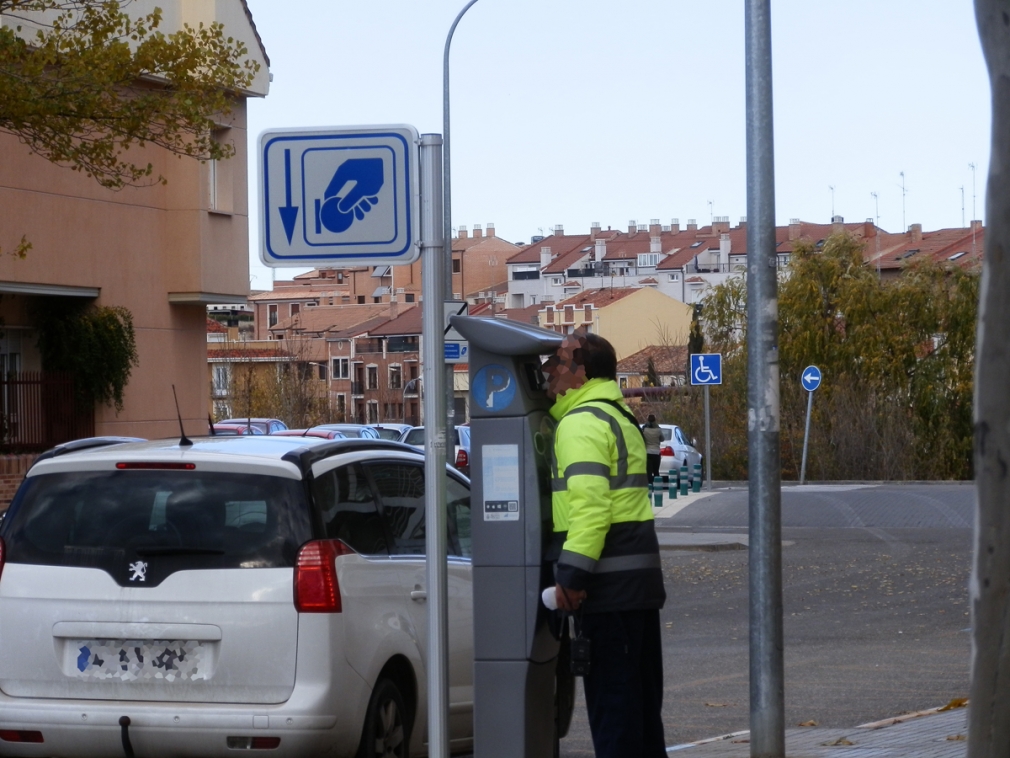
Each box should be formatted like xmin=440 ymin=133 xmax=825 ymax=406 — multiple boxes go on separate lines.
xmin=317 ymin=158 xmax=384 ymax=234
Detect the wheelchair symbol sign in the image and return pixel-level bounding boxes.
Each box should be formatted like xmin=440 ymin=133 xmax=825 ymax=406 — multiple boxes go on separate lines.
xmin=690 ymin=354 xmax=723 ymax=386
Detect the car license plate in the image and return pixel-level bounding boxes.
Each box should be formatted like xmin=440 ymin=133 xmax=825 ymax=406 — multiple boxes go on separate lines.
xmin=68 ymin=639 xmax=210 ymax=682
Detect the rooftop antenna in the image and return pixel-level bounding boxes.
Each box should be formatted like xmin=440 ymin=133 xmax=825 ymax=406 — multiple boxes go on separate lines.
xmin=960 ymin=186 xmax=966 ymax=228
xmin=899 ymin=171 xmax=907 ymax=232
xmin=172 ymin=385 xmax=193 ymax=447
xmin=871 ymin=191 xmax=880 ymax=277
xmin=708 ymin=200 xmax=714 ymax=225
xmin=829 ymin=186 xmax=835 ymax=219
xmin=970 ymin=162 xmax=978 ymax=255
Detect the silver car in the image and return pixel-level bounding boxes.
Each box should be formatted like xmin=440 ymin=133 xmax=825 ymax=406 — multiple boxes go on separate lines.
xmin=657 ymin=423 xmax=703 ymax=478
xmin=0 ymin=435 xmax=473 ymax=757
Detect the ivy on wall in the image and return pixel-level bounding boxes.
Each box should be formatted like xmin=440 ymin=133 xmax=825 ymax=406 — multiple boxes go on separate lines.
xmin=30 ymin=299 xmax=139 ymax=412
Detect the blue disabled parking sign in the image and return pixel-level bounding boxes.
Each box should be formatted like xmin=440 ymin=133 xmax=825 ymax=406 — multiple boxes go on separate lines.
xmin=259 ymin=125 xmax=420 ymax=267
xmin=690 ymin=354 xmax=722 ymax=386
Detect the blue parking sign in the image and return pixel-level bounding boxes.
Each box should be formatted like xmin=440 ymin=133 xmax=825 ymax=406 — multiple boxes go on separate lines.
xmin=690 ymin=354 xmax=723 ymax=386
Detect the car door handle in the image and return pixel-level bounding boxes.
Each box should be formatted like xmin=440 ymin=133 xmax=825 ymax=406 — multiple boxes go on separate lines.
xmin=410 ymin=589 xmax=427 ymax=601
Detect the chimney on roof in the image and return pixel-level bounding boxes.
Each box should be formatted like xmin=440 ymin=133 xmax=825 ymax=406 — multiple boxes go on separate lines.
xmin=686 ymin=219 xmax=698 ymax=232
xmin=720 ymin=233 xmax=731 ymax=258
xmin=540 ymin=246 xmax=552 ymax=269
xmin=832 ymin=215 xmax=844 ymax=235
xmin=789 ymin=218 xmax=801 ymax=240
xmin=864 ymin=218 xmax=877 ymax=238
xmin=590 ymin=221 xmax=601 ymax=239
xmin=594 ymin=238 xmax=606 ymax=262
xmin=487 ymin=223 xmax=496 ymax=237
xmin=649 ymin=218 xmax=662 ymax=236
xmin=473 ymin=224 xmax=483 ymax=239
xmin=971 ymin=219 xmax=983 ymax=232
xmin=713 ymin=216 xmax=730 ymax=234
xmin=670 ymin=218 xmax=680 ymax=233
xmin=628 ymin=219 xmax=638 ymax=234
xmin=389 ymin=298 xmax=399 ymax=319
xmin=909 ymin=223 xmax=922 ymax=243
xmin=554 ymin=224 xmax=564 ymax=236
xmin=738 ymin=216 xmax=747 ymax=229
xmin=458 ymin=225 xmax=468 ymax=239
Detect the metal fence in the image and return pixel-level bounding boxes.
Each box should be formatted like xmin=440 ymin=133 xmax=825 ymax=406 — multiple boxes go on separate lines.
xmin=0 ymin=372 xmax=93 ymax=454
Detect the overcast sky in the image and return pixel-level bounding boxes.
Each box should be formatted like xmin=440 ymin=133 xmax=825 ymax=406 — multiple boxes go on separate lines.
xmin=243 ymin=0 xmax=990 ymax=289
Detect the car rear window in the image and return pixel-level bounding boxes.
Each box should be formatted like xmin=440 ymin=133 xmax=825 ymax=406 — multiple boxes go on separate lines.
xmin=372 ymin=428 xmax=403 ymax=440
xmin=1 ymin=470 xmax=311 ymax=587
xmin=402 ymin=428 xmax=461 ymax=447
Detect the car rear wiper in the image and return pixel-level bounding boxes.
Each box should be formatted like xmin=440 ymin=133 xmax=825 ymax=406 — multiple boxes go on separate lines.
xmin=134 ymin=546 xmax=226 ymax=556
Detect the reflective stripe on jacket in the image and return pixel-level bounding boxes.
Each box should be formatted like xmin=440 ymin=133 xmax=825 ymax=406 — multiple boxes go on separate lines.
xmin=549 ymin=378 xmax=666 ymax=613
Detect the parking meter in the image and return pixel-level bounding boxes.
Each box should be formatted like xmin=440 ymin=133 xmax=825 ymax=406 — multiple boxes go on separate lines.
xmin=449 ymin=315 xmax=563 ymax=758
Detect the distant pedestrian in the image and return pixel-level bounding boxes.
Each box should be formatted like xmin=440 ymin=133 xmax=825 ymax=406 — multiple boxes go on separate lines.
xmin=642 ymin=414 xmax=663 ymax=483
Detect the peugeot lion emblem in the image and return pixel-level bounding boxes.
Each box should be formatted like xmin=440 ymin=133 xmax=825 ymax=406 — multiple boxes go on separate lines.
xmin=128 ymin=560 xmax=148 ymax=582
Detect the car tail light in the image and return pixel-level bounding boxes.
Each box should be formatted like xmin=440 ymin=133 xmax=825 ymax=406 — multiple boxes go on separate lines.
xmin=294 ymin=540 xmax=353 ymax=613
xmin=0 ymin=731 xmax=44 ymax=743
xmin=660 ymin=446 xmax=674 ymax=457
xmin=116 ymin=462 xmax=196 ymax=470
xmin=455 ymin=449 xmax=469 ymax=469
xmin=227 ymin=736 xmax=281 ymax=750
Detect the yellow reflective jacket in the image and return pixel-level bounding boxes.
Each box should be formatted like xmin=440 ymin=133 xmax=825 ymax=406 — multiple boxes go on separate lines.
xmin=549 ymin=378 xmax=666 ymax=612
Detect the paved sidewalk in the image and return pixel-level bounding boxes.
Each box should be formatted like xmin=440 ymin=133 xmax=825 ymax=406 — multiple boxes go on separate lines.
xmin=666 ymin=706 xmax=968 ymax=756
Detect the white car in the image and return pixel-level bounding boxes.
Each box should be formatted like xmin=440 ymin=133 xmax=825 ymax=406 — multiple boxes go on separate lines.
xmin=0 ymin=435 xmax=473 ymax=757
xmin=657 ymin=423 xmax=703 ymax=479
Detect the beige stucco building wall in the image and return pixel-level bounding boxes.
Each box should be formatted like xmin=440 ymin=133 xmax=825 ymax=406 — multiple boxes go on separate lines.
xmin=595 ymin=289 xmax=694 ymax=361
xmin=0 ymin=0 xmax=269 ymax=440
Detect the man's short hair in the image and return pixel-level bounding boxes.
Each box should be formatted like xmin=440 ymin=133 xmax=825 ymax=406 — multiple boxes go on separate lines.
xmin=576 ymin=333 xmax=617 ymax=381
xmin=648 ymin=414 xmax=656 ymax=423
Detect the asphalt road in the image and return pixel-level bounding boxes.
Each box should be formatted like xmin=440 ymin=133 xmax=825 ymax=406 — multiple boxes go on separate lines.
xmin=558 ymin=484 xmax=974 ymax=756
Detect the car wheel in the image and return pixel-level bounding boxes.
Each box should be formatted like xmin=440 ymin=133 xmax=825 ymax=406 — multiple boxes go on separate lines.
xmin=357 ymin=678 xmax=409 ymax=758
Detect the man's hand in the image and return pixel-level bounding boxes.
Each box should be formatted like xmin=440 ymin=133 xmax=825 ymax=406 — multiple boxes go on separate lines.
xmin=555 ymin=584 xmax=587 ymax=611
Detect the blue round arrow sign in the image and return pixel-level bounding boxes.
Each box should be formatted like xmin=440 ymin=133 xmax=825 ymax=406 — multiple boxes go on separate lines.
xmin=801 ymin=365 xmax=822 ymax=392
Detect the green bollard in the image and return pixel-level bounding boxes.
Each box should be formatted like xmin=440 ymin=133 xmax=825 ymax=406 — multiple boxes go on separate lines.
xmin=668 ymin=472 xmax=677 ymax=499
xmin=692 ymin=463 xmax=702 ymax=493
xmin=653 ymin=477 xmax=664 ymax=509
xmin=680 ymin=464 xmax=689 ymax=496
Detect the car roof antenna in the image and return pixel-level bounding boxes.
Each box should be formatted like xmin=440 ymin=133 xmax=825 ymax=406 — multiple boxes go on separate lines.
xmin=172 ymin=385 xmax=193 ymax=447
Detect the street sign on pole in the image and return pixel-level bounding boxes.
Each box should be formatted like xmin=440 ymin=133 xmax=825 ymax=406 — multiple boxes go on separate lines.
xmin=800 ymin=365 xmax=823 ymax=485
xmin=801 ymin=365 xmax=822 ymax=393
xmin=259 ymin=125 xmax=420 ymax=267
xmin=444 ymin=301 xmax=469 ymax=363
xmin=690 ymin=353 xmax=723 ymax=385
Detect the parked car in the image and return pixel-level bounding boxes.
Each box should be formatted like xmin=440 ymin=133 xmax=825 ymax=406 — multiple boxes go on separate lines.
xmin=271 ymin=428 xmax=347 ymax=440
xmin=369 ymin=423 xmax=413 ymax=441
xmin=657 ymin=423 xmax=703 ymax=479
xmin=210 ymin=423 xmax=264 ymax=436
xmin=315 ymin=423 xmax=381 ymax=439
xmin=217 ymin=417 xmax=288 ymax=434
xmin=0 ymin=434 xmax=474 ymax=756
xmin=400 ymin=426 xmax=471 ymax=477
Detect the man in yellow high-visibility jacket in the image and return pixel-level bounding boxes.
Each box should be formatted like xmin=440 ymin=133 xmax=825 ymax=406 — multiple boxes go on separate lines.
xmin=543 ymin=331 xmax=667 ymax=758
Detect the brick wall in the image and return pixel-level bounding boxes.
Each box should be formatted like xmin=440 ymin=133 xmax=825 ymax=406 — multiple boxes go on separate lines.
xmin=0 ymin=454 xmax=37 ymax=512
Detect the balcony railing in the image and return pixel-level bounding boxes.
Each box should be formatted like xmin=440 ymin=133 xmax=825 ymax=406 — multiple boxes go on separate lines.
xmin=0 ymin=372 xmax=94 ymax=454
xmin=512 ymin=270 xmax=540 ymax=281
xmin=355 ymin=338 xmax=383 ymax=354
xmin=351 ymin=381 xmax=364 ymax=395
xmin=387 ymin=336 xmax=418 ymax=353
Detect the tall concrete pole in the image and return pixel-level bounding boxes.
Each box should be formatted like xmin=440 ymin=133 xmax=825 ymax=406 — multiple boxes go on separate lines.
xmin=969 ymin=2 xmax=1010 ymax=756
xmin=744 ymin=0 xmax=784 ymax=755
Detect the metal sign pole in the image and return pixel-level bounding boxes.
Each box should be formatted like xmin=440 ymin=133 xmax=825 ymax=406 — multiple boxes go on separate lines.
xmin=420 ymin=133 xmax=450 ymax=758
xmin=800 ymin=389 xmax=813 ymax=485
xmin=745 ymin=0 xmax=785 ymax=755
xmin=705 ymin=385 xmax=713 ymax=491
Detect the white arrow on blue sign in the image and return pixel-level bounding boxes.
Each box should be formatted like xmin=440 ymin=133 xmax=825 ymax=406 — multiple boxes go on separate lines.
xmin=690 ymin=353 xmax=723 ymax=385
xmin=259 ymin=125 xmax=420 ymax=267
xmin=801 ymin=365 xmax=822 ymax=392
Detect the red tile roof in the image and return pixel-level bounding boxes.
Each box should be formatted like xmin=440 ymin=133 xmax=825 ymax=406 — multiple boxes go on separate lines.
xmin=617 ymin=345 xmax=690 ymax=375
xmin=206 ymin=318 xmax=227 ymax=333
xmin=555 ymin=287 xmax=640 ymax=308
xmin=368 ymin=306 xmax=423 ymax=337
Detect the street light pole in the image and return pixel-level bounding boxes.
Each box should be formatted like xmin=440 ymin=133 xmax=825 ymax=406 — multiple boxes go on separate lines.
xmin=402 ymin=378 xmax=420 ymax=424
xmin=443 ymin=0 xmax=481 ymax=265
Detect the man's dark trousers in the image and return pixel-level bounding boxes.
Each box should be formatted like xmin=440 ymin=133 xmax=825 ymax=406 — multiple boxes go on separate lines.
xmin=580 ymin=608 xmax=666 ymax=757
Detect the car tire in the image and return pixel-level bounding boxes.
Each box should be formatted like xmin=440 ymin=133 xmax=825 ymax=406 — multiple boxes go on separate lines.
xmin=357 ymin=678 xmax=409 ymax=758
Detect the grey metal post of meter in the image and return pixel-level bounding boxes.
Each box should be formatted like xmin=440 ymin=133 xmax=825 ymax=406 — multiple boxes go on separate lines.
xmin=450 ymin=315 xmax=563 ymax=758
